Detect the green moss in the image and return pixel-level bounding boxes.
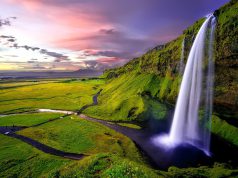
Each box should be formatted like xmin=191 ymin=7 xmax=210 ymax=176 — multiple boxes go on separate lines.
xmin=158 ymin=70 xmax=172 ymax=100
xmin=143 ymin=96 xmax=167 ymax=120
xmin=211 ymin=115 xmax=238 ymax=146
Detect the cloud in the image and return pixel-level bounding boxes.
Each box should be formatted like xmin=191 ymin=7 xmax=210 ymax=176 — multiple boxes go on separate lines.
xmin=58 ymin=28 xmax=154 ymax=60
xmin=0 ymin=17 xmax=16 ymax=27
xmin=27 ymin=60 xmax=36 ymax=63
xmin=0 ymin=35 xmax=41 ymax=52
xmin=1 ymin=0 xmax=230 ymax=71
xmin=8 ymin=39 xmax=16 ymax=42
xmin=83 ymin=49 xmax=130 ymax=58
xmin=9 ymin=43 xmax=41 ymax=51
xmin=5 ymin=55 xmax=19 ymax=58
xmin=0 ymin=18 xmax=11 ymax=27
xmin=97 ymin=57 xmax=125 ymax=64
xmin=0 ymin=34 xmax=69 ymax=63
xmin=0 ymin=35 xmax=15 ymax=39
xmin=39 ymin=49 xmax=69 ymax=62
xmin=99 ymin=28 xmax=116 ymax=35
xmin=28 ymin=63 xmax=48 ymax=70
xmin=81 ymin=56 xmax=127 ymax=71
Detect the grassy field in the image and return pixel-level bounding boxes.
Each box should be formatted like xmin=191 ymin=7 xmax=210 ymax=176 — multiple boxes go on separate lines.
xmin=0 ymin=111 xmax=164 ymax=177
xmin=1 ymin=133 xmax=237 ymax=178
xmin=0 ymin=134 xmax=162 ymax=178
xmin=18 ymin=115 xmax=143 ymax=162
xmin=48 ymin=153 xmax=238 ymax=178
xmin=0 ymin=79 xmax=61 ymax=89
xmin=0 ymin=112 xmax=64 ymax=126
xmin=0 ymin=134 xmax=73 ymax=178
xmin=0 ymin=78 xmax=104 ymax=114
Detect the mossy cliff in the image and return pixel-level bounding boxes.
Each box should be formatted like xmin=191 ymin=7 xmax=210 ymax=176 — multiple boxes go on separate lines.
xmin=84 ymin=0 xmax=238 ymax=144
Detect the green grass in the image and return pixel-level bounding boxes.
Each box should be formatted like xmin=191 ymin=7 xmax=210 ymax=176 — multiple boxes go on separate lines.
xmin=0 ymin=79 xmax=104 ymax=114
xmin=84 ymin=73 xmax=168 ymax=121
xmin=117 ymin=123 xmax=141 ymax=129
xmin=0 ymin=112 xmax=64 ymax=126
xmin=167 ymin=164 xmax=238 ymax=178
xmin=0 ymin=134 xmax=73 ymax=178
xmin=18 ymin=115 xmax=143 ymax=162
xmin=44 ymin=153 xmax=238 ymax=178
xmin=48 ymin=153 xmax=164 ymax=178
xmin=0 ymin=81 xmax=40 ymax=89
xmin=211 ymin=115 xmax=238 ymax=146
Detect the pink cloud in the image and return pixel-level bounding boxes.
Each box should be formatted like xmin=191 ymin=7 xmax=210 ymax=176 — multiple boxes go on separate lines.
xmin=97 ymin=57 xmax=125 ymax=64
xmin=7 ymin=0 xmax=113 ymax=48
xmin=4 ymin=0 xmax=224 ymax=72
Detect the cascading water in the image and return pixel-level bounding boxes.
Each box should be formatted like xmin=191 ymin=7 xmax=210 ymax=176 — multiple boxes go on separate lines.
xmin=201 ymin=16 xmax=216 ymax=153
xmin=179 ymin=38 xmax=185 ymax=75
xmin=153 ymin=14 xmax=216 ymax=155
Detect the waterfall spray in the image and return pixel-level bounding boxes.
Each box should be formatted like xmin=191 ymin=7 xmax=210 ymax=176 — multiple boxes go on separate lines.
xmin=153 ymin=14 xmax=216 ymax=155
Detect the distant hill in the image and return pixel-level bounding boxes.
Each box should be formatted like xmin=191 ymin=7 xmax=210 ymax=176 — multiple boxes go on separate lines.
xmin=0 ymin=69 xmax=102 ymax=79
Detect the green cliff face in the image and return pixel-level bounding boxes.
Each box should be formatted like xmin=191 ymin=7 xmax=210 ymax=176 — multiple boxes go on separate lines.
xmin=84 ymin=0 xmax=238 ymax=145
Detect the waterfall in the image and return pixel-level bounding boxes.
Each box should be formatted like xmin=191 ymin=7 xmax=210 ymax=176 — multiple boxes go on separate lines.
xmin=153 ymin=14 xmax=216 ymax=155
xmin=179 ymin=38 xmax=185 ymax=75
xmin=201 ymin=16 xmax=216 ymax=153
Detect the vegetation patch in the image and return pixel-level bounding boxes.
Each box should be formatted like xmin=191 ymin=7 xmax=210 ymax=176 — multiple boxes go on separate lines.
xmin=84 ymin=73 xmax=168 ymax=122
xmin=18 ymin=115 xmax=143 ymax=162
xmin=0 ymin=79 xmax=104 ymax=114
xmin=117 ymin=123 xmax=142 ymax=130
xmin=48 ymin=153 xmax=164 ymax=178
xmin=211 ymin=115 xmax=238 ymax=146
xmin=0 ymin=134 xmax=72 ymax=178
xmin=0 ymin=112 xmax=64 ymax=126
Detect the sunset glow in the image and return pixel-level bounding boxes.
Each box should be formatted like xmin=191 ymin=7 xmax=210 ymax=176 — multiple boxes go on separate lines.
xmin=0 ymin=0 xmax=229 ymax=71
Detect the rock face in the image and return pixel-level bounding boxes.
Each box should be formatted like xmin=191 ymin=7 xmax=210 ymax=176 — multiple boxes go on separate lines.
xmin=103 ymin=0 xmax=238 ymax=118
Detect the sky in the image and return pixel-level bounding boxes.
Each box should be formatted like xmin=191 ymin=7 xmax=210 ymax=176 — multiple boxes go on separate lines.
xmin=0 ymin=0 xmax=230 ymax=71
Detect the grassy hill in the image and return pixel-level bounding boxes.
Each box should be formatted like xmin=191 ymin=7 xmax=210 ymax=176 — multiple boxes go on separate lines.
xmin=84 ymin=0 xmax=238 ymax=146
